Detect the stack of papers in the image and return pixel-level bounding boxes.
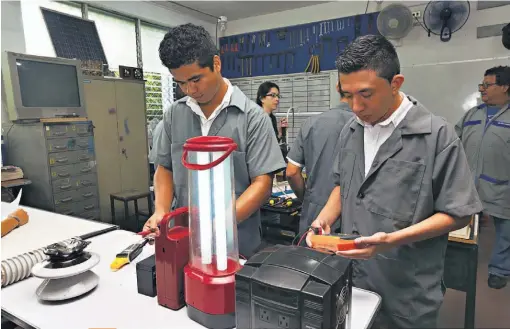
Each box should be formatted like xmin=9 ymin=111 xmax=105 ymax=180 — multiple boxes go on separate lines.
xmin=449 ymin=214 xmax=479 ymax=241
xmin=1 ymin=166 xmax=24 ymax=182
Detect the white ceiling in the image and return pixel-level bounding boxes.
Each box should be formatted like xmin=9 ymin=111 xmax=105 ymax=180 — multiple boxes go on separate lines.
xmin=157 ymin=1 xmax=332 ymax=23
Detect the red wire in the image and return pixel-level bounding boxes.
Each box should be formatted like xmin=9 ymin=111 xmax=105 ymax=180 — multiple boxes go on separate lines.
xmin=297 ymin=229 xmax=312 ymax=246
xmin=239 ymin=254 xmax=247 ymax=260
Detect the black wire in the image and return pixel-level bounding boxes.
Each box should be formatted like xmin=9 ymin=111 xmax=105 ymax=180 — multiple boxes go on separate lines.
xmin=364 ymin=0 xmax=370 ymax=14
xmin=414 ymin=16 xmax=429 ymax=34
xmin=292 ymin=226 xmax=318 ymax=246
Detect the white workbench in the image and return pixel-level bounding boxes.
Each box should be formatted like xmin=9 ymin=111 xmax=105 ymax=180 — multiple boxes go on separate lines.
xmin=1 ymin=202 xmax=117 ymax=260
xmin=1 ymin=209 xmax=381 ymax=329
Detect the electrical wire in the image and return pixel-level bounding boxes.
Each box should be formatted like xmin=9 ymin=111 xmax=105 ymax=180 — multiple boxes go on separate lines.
xmin=364 ymin=0 xmax=370 ymax=14
xmin=297 ymin=229 xmax=311 ymax=247
xmin=414 ymin=16 xmax=429 ymax=34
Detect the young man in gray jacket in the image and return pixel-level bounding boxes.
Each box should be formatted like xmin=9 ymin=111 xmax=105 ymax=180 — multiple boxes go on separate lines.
xmin=144 ymin=24 xmax=285 ymax=258
xmin=286 ymin=82 xmax=353 ymax=232
xmin=307 ymin=35 xmax=482 ymax=328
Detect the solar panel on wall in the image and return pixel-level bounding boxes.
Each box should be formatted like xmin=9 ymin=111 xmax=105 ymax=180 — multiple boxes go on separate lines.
xmin=41 ymin=8 xmax=108 ymax=65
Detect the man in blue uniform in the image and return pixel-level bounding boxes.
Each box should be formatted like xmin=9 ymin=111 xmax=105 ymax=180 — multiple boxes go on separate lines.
xmin=455 ymin=66 xmax=510 ymax=289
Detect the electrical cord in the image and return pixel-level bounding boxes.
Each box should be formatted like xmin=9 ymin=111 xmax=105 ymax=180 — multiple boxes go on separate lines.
xmin=293 ymin=226 xmax=323 ymax=246
xmin=414 ymin=16 xmax=429 ymax=34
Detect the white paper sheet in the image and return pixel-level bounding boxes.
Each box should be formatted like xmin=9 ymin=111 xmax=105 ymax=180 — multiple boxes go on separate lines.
xmin=1 ymin=188 xmax=22 ymax=219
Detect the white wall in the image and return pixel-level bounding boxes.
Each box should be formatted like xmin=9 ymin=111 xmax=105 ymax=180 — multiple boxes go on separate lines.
xmin=0 ymin=0 xmax=215 ymax=123
xmin=1 ymin=0 xmax=26 ymax=123
xmin=225 ymin=1 xmax=510 ymax=66
xmin=86 ymin=1 xmax=216 ymax=36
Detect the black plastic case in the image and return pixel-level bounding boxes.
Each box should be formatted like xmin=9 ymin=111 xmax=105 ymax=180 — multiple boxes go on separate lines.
xmin=236 ymin=245 xmax=353 ymax=329
xmin=136 ymin=254 xmax=157 ymax=297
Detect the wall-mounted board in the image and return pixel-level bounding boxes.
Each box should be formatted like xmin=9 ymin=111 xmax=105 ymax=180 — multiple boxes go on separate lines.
xmin=220 ymin=12 xmax=380 ymax=79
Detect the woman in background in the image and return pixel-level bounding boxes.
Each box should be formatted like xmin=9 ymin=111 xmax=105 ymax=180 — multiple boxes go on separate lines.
xmin=256 ymin=81 xmax=286 ymax=142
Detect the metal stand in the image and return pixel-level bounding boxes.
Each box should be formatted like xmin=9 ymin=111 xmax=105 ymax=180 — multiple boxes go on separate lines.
xmin=444 ymin=239 xmax=479 ymax=329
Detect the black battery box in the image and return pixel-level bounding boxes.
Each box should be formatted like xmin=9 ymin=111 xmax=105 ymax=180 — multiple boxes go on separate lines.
xmin=236 ymin=245 xmax=353 ymax=329
xmin=136 ymin=254 xmax=157 ymax=297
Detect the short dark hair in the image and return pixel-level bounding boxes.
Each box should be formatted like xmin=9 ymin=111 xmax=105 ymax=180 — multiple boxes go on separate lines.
xmin=256 ymin=81 xmax=280 ymax=107
xmin=159 ymin=23 xmax=218 ymax=71
xmin=335 ymin=35 xmax=400 ymax=83
xmin=485 ymin=66 xmax=510 ymax=95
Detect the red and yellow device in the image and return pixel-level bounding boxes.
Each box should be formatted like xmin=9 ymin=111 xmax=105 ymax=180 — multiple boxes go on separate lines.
xmin=310 ymin=234 xmax=360 ymax=252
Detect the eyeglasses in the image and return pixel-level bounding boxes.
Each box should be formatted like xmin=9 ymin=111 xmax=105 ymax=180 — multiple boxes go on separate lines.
xmin=266 ymin=93 xmax=282 ymax=99
xmin=478 ymin=82 xmax=497 ymax=89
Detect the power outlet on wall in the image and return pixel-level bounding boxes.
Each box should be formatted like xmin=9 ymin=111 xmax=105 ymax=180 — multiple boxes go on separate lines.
xmin=278 ymin=315 xmax=290 ymax=328
xmin=412 ymin=11 xmax=421 ymax=18
xmin=259 ymin=309 xmax=270 ymax=322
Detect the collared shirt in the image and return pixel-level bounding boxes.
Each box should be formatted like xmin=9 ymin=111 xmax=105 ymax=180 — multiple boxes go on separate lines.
xmin=355 ymin=92 xmax=413 ymax=176
xmin=186 ymin=78 xmax=234 ymax=136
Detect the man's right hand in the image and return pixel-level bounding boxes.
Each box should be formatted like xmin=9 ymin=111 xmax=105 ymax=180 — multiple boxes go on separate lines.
xmin=142 ymin=211 xmax=166 ymax=243
xmin=306 ymin=218 xmax=331 ymax=247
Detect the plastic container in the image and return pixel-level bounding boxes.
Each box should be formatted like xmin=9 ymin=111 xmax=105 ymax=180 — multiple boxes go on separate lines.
xmin=182 ymin=136 xmax=240 ymax=275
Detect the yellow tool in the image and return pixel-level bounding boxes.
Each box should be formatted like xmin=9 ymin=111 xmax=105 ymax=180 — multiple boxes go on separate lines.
xmin=110 ymin=238 xmax=149 ymax=271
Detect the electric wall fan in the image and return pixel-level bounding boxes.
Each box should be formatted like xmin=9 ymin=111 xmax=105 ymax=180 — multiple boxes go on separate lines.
xmin=423 ymin=1 xmax=470 ymax=42
xmin=377 ymin=3 xmax=414 ymax=41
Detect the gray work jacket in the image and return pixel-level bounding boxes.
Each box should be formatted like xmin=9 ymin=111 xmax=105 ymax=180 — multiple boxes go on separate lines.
xmin=148 ymin=120 xmax=164 ymax=164
xmin=334 ymin=96 xmax=483 ymax=328
xmin=287 ymin=102 xmax=353 ymax=231
xmin=455 ymin=103 xmax=510 ymax=220
xmin=154 ymin=87 xmax=286 ymax=257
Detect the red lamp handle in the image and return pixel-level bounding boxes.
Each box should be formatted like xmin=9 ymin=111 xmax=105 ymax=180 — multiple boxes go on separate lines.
xmin=159 ymin=207 xmax=189 ymax=238
xmin=181 ymin=144 xmax=236 ymax=171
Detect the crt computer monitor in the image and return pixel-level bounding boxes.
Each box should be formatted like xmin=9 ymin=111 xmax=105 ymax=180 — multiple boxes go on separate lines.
xmin=2 ymin=51 xmax=87 ymax=121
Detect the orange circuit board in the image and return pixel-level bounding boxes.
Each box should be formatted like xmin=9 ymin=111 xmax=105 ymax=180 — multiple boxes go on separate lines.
xmin=310 ymin=234 xmax=359 ymax=252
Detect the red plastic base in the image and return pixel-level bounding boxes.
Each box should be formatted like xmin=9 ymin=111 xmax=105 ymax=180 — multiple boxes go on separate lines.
xmin=184 ymin=259 xmax=239 ymax=318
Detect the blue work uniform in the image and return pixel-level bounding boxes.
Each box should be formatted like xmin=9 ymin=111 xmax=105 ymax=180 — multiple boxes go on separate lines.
xmin=153 ymin=87 xmax=286 ymax=258
xmin=455 ymin=103 xmax=510 ymax=278
xmin=334 ymin=96 xmax=483 ymax=328
xmin=287 ymin=102 xmax=353 ymax=232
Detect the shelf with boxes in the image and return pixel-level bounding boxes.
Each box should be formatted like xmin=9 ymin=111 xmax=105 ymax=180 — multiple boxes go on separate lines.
xmin=230 ymin=71 xmax=337 ymax=145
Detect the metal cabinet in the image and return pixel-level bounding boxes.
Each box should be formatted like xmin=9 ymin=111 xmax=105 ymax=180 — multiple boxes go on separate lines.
xmin=83 ymin=77 xmax=150 ymax=222
xmin=5 ymin=121 xmax=101 ymax=220
xmin=4 ymin=78 xmax=149 ymax=223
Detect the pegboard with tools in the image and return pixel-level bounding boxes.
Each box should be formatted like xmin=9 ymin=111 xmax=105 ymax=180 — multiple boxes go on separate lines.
xmin=219 ymin=12 xmax=380 ymax=78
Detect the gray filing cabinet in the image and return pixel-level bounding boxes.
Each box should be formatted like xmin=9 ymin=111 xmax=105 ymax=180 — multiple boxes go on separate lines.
xmin=5 ymin=121 xmax=100 ymax=220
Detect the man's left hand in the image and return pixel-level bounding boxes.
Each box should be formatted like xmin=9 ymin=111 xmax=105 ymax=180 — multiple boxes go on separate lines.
xmin=336 ymin=232 xmax=393 ymax=259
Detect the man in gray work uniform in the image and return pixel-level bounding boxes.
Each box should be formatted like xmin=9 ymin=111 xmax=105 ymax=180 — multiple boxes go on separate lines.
xmin=455 ymin=65 xmax=510 ymax=289
xmin=307 ymin=35 xmax=483 ymax=328
xmin=144 ymin=24 xmax=285 ymax=258
xmin=286 ymin=83 xmax=353 ymax=232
